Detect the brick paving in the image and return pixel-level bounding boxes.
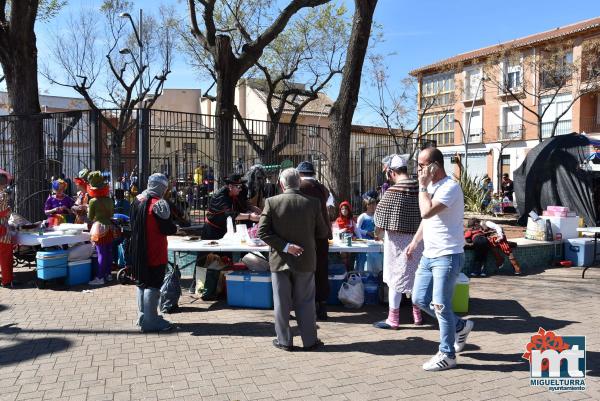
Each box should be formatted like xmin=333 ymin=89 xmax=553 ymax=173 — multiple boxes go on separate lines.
xmin=0 ymin=266 xmax=598 ymax=400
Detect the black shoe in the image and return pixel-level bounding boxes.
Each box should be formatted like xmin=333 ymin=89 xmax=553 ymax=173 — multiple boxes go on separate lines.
xmin=316 ymin=302 xmax=328 ymax=321
xmin=302 ymin=339 xmax=324 ymax=351
xmin=272 ymin=339 xmax=293 ymax=352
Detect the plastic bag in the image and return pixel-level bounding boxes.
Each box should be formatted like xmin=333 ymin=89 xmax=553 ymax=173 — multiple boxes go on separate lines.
xmin=160 ymin=264 xmax=181 ymax=313
xmin=241 ymin=252 xmax=269 ymax=272
xmin=67 ymin=242 xmax=94 ymax=262
xmin=338 ymin=272 xmax=364 ymax=308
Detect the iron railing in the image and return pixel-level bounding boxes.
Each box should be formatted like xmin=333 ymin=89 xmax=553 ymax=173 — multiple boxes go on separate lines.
xmin=0 ymin=108 xmax=407 ymax=222
xmin=580 ymin=116 xmax=600 ymax=133
xmin=541 ymin=120 xmax=572 ymax=138
xmin=497 ymin=124 xmax=524 ymax=141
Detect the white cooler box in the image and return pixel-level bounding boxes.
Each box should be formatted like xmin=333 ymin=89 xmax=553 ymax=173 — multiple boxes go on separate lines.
xmin=541 ymin=216 xmax=579 ymax=239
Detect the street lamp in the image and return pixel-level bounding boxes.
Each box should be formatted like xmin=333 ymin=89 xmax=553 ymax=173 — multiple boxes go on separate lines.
xmin=120 ymin=9 xmax=147 ymax=189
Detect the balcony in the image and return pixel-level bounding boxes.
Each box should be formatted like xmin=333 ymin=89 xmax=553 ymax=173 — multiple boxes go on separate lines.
xmin=580 ymin=116 xmax=600 ymax=133
xmin=541 ymin=120 xmax=572 ymax=139
xmin=465 ymin=128 xmax=484 ymax=144
xmin=497 ymin=124 xmax=524 ymax=141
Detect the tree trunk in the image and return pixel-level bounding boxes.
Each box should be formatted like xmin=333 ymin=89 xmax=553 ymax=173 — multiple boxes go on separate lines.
xmin=327 ymin=0 xmax=377 ymax=202
xmin=214 ymin=35 xmax=239 ymax=185
xmin=4 ymin=47 xmax=44 ymax=222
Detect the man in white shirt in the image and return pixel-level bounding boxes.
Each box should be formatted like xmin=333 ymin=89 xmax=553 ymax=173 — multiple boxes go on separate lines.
xmin=407 ymin=147 xmax=474 ymax=371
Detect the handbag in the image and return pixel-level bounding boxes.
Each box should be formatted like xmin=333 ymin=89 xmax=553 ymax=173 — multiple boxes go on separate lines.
xmin=338 ymin=272 xmax=364 ymax=308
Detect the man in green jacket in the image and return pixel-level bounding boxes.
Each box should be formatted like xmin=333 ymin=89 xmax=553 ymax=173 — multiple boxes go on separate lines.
xmin=258 ymin=168 xmax=329 ymax=351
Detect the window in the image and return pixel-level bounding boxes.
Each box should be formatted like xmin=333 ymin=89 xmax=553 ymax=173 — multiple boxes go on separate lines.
xmin=463 ymin=108 xmax=483 ymax=143
xmin=277 ymin=123 xmax=297 ymax=144
xmin=503 ymin=59 xmax=522 ymax=92
xmin=165 ymin=140 xmax=171 ymax=148
xmin=464 ymin=67 xmax=484 ymax=100
xmin=183 ymin=142 xmax=197 ymax=153
xmin=422 ymin=112 xmax=454 ymax=145
xmin=540 ymin=93 xmax=572 ymax=138
xmin=307 ymin=125 xmax=319 ymax=138
xmin=421 ymin=73 xmax=454 ymax=109
xmin=541 ymin=50 xmax=573 ymax=89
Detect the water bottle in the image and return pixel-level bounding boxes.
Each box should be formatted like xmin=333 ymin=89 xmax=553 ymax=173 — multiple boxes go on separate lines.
xmin=363 ymin=274 xmax=379 ymax=305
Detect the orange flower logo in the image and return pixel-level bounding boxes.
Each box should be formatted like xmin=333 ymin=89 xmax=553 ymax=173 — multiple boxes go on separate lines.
xmin=523 ymin=327 xmax=570 ymax=371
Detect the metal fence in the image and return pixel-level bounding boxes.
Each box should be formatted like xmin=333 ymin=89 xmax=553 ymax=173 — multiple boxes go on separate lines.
xmin=0 ymin=108 xmax=414 ymax=221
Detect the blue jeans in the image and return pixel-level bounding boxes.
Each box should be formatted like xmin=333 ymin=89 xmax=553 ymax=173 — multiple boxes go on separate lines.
xmin=412 ymin=253 xmax=465 ymax=357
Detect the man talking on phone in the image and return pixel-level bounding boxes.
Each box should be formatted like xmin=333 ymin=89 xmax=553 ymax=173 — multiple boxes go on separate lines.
xmin=258 ymin=168 xmax=329 ymax=351
xmin=406 ymin=147 xmax=474 ymax=371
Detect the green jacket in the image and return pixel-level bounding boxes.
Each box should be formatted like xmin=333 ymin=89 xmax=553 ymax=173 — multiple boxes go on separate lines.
xmin=258 ymin=189 xmax=329 ymax=273
xmin=88 ymin=196 xmax=114 ymax=225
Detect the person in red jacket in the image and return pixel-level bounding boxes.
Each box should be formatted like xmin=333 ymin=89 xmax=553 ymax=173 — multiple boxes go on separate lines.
xmin=130 ymin=173 xmax=178 ymax=332
xmin=335 ymin=201 xmax=356 ymax=236
xmin=0 ymin=169 xmax=14 ymax=288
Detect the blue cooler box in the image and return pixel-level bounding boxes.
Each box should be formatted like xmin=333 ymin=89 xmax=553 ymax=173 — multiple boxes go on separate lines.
xmin=327 ymin=264 xmax=347 ymax=305
xmin=226 ymin=271 xmax=273 ymax=309
xmin=66 ymin=259 xmax=92 ymax=286
xmin=564 ymin=238 xmax=600 ymax=266
xmin=36 ymin=250 xmax=68 ymax=280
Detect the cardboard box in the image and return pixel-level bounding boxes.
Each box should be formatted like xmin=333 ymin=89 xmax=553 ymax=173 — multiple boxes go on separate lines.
xmin=547 ymin=206 xmax=570 ymax=213
xmin=541 ymin=216 xmax=579 ymax=239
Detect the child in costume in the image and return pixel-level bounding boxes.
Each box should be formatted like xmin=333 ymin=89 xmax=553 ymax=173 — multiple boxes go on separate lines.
xmin=72 ymin=169 xmax=90 ymax=224
xmin=87 ymin=171 xmax=114 ymax=285
xmin=44 ymin=178 xmax=74 ymax=225
xmin=0 ymin=169 xmax=14 ymax=288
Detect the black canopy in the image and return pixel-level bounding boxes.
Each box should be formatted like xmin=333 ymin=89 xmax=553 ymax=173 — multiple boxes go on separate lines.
xmin=514 ymin=133 xmax=598 ymax=226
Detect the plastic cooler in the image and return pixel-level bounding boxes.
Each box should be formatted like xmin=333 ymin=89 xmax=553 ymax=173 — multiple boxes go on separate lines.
xmin=36 ymin=250 xmax=68 ymax=280
xmin=452 ymin=273 xmax=470 ymax=313
xmin=327 ymin=264 xmax=347 ymax=305
xmin=564 ymin=238 xmax=600 ymax=267
xmin=66 ymin=259 xmax=92 ymax=286
xmin=225 ymin=271 xmax=273 ymax=309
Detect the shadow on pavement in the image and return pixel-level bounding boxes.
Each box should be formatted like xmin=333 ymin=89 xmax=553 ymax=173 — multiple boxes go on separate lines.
xmin=176 ymin=321 xmax=274 ymax=337
xmin=469 ymin=298 xmax=578 ymax=334
xmin=0 ymin=335 xmax=73 ymax=366
xmin=315 ymin=337 xmax=480 ymax=356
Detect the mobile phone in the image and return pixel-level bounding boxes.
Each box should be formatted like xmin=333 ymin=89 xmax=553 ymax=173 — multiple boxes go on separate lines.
xmin=427 ymin=163 xmax=438 ymax=174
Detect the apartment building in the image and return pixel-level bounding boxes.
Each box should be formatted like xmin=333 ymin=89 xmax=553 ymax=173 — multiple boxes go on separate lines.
xmin=410 ymin=16 xmax=600 ymax=190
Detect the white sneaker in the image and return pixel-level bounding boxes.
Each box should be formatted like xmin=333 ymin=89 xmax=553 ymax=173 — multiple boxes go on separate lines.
xmin=88 ymin=277 xmax=105 ymax=286
xmin=422 ymin=351 xmax=456 ymax=371
xmin=454 ymin=319 xmax=474 ymax=353
xmin=479 ymin=272 xmax=487 ymax=277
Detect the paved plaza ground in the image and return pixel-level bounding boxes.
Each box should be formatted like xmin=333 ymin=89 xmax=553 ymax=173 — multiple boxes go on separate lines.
xmin=0 ymin=266 xmax=598 ymax=401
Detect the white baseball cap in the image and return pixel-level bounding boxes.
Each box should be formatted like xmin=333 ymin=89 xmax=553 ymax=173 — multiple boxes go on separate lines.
xmin=389 ymin=155 xmax=407 ymax=169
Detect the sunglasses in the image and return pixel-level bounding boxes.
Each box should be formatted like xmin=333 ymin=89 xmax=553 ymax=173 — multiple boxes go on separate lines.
xmin=230 ymin=184 xmax=243 ymax=189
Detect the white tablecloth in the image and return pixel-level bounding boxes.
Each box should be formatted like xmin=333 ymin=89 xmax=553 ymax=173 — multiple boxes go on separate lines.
xmin=168 ymin=237 xmax=383 ymax=254
xmin=16 ymin=231 xmax=91 ymax=247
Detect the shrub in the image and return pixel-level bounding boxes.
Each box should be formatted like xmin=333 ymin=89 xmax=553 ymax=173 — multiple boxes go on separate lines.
xmin=457 ymin=171 xmax=491 ymax=214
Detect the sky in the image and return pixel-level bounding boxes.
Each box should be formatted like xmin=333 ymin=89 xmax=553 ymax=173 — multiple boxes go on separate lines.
xmin=30 ymin=0 xmax=600 ymax=125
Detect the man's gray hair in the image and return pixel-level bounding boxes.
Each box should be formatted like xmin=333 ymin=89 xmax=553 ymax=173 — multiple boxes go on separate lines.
xmin=279 ymin=168 xmax=301 ymax=190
